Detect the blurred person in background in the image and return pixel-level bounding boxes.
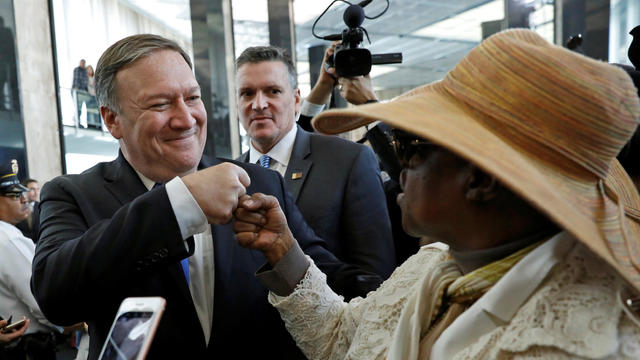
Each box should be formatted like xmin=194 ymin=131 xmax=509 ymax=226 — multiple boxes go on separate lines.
xmin=16 ymin=178 xmax=39 ymax=242
xmin=298 ymin=41 xmax=421 ymax=265
xmin=71 ymin=59 xmax=89 ymax=126
xmin=0 ymin=161 xmax=63 ymax=360
xmin=85 ymin=65 xmax=101 ymax=130
xmin=235 ymin=45 xmax=395 ymax=280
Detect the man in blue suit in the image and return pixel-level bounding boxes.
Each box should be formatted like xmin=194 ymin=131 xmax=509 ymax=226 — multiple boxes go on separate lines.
xmin=236 ymin=46 xmax=395 ymax=280
xmin=31 ymin=34 xmax=380 ymax=360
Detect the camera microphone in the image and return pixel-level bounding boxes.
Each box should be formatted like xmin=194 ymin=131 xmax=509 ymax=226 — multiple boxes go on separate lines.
xmin=343 ymin=5 xmax=365 ymax=28
xmin=314 ymin=0 xmax=401 ymax=77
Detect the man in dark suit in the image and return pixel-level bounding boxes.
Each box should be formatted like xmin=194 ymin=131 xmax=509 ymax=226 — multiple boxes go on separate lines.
xmin=31 ymin=34 xmax=380 ymax=360
xmin=297 ymin=43 xmax=421 ymax=266
xmin=235 ymin=46 xmax=395 ymax=279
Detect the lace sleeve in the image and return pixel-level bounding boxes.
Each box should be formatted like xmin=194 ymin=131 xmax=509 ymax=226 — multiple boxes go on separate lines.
xmin=269 ymin=248 xmax=450 ymax=360
xmin=268 ymin=257 xmax=363 ymax=359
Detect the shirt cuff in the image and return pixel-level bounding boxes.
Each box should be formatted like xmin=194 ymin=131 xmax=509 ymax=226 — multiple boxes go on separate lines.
xmin=255 ymin=241 xmax=310 ymax=296
xmin=165 ymin=176 xmax=208 ymax=240
xmin=300 ymin=100 xmax=325 ymax=118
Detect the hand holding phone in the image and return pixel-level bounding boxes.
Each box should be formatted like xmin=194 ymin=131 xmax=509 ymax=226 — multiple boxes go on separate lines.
xmin=98 ymin=297 xmax=165 ymax=360
xmin=1 ymin=318 xmax=27 ymax=333
xmin=0 ymin=317 xmax=29 ymax=343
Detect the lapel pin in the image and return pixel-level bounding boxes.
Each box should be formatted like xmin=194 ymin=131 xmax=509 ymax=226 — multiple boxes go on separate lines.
xmin=291 ymin=172 xmax=303 ymax=180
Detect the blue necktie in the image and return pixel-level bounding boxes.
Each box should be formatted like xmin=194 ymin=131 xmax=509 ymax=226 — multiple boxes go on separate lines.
xmin=154 ymin=183 xmax=190 ymax=286
xmin=181 ymin=258 xmax=190 ymax=286
xmin=259 ymin=155 xmax=271 ymax=169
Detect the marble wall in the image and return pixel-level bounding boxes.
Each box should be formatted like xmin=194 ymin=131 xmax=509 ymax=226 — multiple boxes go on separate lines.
xmin=14 ymin=0 xmax=62 ymax=182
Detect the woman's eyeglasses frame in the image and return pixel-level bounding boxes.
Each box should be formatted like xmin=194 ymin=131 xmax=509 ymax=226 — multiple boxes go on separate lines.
xmin=391 ymin=129 xmax=435 ymax=168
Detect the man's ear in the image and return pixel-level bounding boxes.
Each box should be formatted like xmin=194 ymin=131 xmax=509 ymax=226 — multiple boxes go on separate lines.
xmin=464 ymin=165 xmax=500 ymax=202
xmin=294 ymin=88 xmax=301 ymax=116
xmin=101 ymin=106 xmax=122 ymax=139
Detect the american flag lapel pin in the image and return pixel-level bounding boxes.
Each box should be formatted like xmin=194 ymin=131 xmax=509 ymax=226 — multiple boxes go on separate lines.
xmin=291 ymin=172 xmax=303 ymax=180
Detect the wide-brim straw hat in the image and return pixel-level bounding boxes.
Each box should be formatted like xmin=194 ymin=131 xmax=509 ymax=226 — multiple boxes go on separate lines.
xmin=313 ymin=29 xmax=640 ymax=293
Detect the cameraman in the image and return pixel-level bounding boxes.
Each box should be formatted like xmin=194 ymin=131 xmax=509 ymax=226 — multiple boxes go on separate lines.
xmin=298 ymin=43 xmax=378 ymax=130
xmin=297 ymin=43 xmax=420 ymax=264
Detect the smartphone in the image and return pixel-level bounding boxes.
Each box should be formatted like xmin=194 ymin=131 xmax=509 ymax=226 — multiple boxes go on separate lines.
xmin=0 ymin=318 xmax=27 ymax=333
xmin=98 ymin=297 xmax=166 ymax=360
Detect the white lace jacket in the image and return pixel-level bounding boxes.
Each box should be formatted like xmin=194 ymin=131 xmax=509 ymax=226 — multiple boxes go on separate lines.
xmin=269 ymin=239 xmax=640 ymax=359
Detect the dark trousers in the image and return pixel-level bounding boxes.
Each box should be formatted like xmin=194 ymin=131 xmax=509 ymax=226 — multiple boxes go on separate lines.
xmin=0 ymin=332 xmax=57 ymax=360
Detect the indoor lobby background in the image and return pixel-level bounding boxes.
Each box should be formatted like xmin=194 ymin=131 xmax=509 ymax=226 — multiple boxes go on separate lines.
xmin=0 ymin=0 xmax=637 ymax=184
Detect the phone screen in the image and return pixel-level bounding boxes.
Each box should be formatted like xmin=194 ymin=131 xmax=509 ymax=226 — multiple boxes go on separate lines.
xmin=100 ymin=311 xmax=154 ymax=360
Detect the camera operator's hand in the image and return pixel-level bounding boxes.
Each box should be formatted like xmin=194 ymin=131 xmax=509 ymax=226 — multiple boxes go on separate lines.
xmin=338 ymin=74 xmax=378 ymax=105
xmin=306 ymin=42 xmax=340 ymax=105
xmin=319 ymin=42 xmax=339 ymax=85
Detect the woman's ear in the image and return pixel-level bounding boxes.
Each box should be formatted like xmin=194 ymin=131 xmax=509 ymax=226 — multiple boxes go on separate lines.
xmin=464 ymin=165 xmax=500 ymax=202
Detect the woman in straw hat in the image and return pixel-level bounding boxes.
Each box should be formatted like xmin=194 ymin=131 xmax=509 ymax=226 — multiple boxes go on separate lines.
xmin=233 ymin=29 xmax=640 ymax=359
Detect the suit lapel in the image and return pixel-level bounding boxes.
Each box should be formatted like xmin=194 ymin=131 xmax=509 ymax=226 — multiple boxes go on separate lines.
xmin=103 ymin=152 xmax=148 ymax=206
xmin=284 ymin=127 xmax=312 ymax=202
xmin=237 ymin=152 xmax=249 ymax=163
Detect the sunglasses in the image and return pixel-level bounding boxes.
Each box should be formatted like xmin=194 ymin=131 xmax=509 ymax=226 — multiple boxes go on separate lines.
xmin=1 ymin=192 xmax=26 ymax=200
xmin=391 ymin=129 xmax=435 ymax=168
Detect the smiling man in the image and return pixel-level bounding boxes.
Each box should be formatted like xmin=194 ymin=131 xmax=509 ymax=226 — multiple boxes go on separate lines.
xmin=31 ymin=34 xmax=382 ymax=360
xmin=236 ymin=46 xmax=395 ymax=281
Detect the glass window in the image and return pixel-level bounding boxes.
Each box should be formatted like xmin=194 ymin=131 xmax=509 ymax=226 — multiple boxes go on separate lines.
xmin=610 ymin=0 xmax=640 ymax=65
xmin=0 ymin=0 xmax=27 ymax=177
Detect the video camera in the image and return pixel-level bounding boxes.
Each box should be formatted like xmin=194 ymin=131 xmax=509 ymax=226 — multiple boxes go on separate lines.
xmin=316 ymin=0 xmax=402 ymax=78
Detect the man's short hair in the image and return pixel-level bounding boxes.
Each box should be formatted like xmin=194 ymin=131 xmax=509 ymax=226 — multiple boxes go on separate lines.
xmin=95 ymin=34 xmax=192 ymax=112
xmin=235 ymin=46 xmax=298 ymax=90
xmin=21 ymin=178 xmax=37 ymax=186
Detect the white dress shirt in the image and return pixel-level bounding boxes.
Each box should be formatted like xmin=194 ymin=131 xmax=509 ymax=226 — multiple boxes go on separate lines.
xmin=300 ymin=99 xmax=325 ymax=117
xmin=249 ymin=125 xmax=298 ymax=177
xmin=431 ymin=232 xmax=575 ymax=359
xmin=136 ymin=171 xmax=214 ymax=345
xmin=0 ymin=221 xmax=60 ymax=334
xmin=299 ymin=99 xmax=382 ymax=129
